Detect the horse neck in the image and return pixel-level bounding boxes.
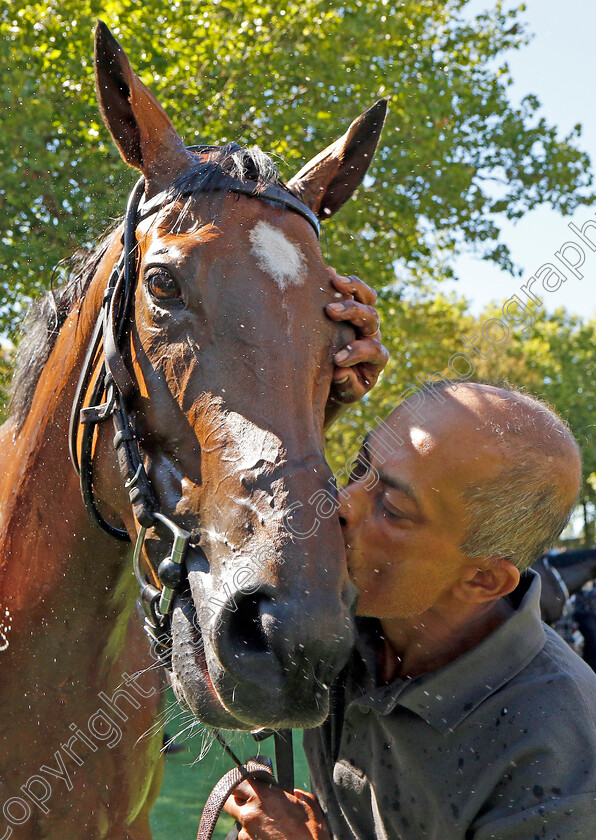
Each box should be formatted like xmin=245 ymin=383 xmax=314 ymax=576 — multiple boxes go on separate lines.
xmin=0 ymin=233 xmax=131 ymax=637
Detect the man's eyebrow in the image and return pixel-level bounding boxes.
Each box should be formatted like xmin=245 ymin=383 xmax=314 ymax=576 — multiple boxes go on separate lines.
xmin=360 ymin=434 xmax=420 ymax=509
xmin=377 ymin=471 xmax=420 ymax=508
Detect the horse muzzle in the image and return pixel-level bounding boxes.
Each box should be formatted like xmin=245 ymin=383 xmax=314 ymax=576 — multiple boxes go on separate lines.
xmin=169 ymin=550 xmax=357 ymax=729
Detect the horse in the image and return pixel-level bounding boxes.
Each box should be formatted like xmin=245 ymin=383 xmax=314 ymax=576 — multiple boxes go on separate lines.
xmin=533 ymin=547 xmax=596 ymax=671
xmin=534 ymin=547 xmax=596 ymax=625
xmin=0 ymin=22 xmax=386 ymax=839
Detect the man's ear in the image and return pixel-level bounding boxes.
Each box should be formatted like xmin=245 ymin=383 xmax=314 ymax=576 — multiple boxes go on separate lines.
xmin=94 ymin=21 xmax=194 ymax=195
xmin=452 ymin=560 xmax=521 ymax=604
xmin=287 ymin=99 xmax=388 ymax=219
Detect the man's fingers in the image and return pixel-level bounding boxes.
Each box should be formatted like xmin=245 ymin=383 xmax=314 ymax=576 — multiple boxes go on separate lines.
xmin=223 ymin=792 xmax=244 ymax=822
xmin=326 ymin=299 xmax=380 ymax=336
xmin=222 ymin=779 xmax=264 ymax=820
xmin=230 ymin=780 xmax=261 ymax=805
xmin=328 ymin=269 xmax=377 ymax=305
xmin=293 ymin=790 xmax=314 ymax=805
xmin=329 ymin=370 xmax=359 ymax=404
xmin=334 ymin=337 xmax=389 ymax=370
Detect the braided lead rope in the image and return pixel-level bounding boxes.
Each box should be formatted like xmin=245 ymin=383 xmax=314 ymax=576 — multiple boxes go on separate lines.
xmin=196 ymin=759 xmax=276 ymax=840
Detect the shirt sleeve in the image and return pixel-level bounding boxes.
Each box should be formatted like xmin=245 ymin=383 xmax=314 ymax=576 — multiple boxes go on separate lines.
xmin=471 ymin=791 xmax=596 ymax=840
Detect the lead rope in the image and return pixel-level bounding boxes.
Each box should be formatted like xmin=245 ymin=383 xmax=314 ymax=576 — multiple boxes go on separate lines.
xmin=197 ymin=730 xmax=294 ymax=840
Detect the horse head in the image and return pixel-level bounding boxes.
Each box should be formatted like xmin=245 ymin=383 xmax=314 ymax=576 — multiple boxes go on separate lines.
xmin=91 ymin=23 xmax=386 ymax=730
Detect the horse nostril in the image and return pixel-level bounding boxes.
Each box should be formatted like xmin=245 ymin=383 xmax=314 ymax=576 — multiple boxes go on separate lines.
xmin=228 ymin=593 xmax=272 ymax=657
xmin=214 ymin=587 xmax=355 ymax=695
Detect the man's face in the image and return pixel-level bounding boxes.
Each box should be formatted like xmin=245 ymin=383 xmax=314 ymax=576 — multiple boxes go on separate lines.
xmin=338 ymin=393 xmax=504 ymax=619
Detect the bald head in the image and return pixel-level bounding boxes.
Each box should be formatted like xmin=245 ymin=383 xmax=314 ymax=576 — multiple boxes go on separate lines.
xmin=434 ymin=383 xmax=580 ymax=493
xmin=392 ymin=382 xmax=581 ymax=571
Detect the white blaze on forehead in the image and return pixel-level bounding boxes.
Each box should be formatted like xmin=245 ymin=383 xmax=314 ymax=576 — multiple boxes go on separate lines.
xmin=249 ymin=221 xmax=305 ymax=290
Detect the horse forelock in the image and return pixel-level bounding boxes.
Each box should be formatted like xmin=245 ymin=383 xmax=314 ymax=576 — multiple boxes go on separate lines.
xmin=181 ymin=143 xmax=284 ymax=194
xmin=158 ymin=143 xmax=287 ymax=227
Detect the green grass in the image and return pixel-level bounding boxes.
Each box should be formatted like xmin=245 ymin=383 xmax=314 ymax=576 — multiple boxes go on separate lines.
xmin=150 ymin=698 xmax=311 ymax=840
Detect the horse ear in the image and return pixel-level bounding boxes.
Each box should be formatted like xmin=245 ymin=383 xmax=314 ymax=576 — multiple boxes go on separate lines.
xmin=94 ymin=21 xmax=193 ymax=194
xmin=287 ymin=99 xmax=388 ymax=219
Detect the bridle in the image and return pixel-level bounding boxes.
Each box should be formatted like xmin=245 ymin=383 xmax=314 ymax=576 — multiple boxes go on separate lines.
xmin=68 ymin=148 xmax=321 ymax=667
xmin=68 ymin=150 xmax=322 ymax=833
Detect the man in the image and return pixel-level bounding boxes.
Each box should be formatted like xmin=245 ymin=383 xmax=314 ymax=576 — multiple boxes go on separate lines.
xmin=224 ymin=381 xmax=596 ymax=839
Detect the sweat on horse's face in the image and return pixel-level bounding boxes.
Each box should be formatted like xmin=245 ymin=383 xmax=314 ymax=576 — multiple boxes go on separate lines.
xmin=114 ymin=191 xmax=359 ymax=728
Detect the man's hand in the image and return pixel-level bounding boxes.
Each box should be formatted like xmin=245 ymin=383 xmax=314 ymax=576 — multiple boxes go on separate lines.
xmin=325 ymin=268 xmax=389 ymax=428
xmin=223 ymin=779 xmax=331 ymax=840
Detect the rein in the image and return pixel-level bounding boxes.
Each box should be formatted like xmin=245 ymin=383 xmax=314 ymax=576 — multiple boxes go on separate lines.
xmin=197 ymin=728 xmax=295 ymax=840
xmin=69 ymin=157 xmax=311 ymax=830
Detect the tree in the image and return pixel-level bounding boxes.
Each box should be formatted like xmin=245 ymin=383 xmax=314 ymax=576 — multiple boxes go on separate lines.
xmin=0 ymin=342 xmax=12 ymax=422
xmin=468 ymin=305 xmax=596 ymax=543
xmin=1 ymin=0 xmax=593 ymax=342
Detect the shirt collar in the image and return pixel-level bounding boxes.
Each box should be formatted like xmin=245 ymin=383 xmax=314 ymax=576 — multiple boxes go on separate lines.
xmin=350 ymin=570 xmax=546 ymax=734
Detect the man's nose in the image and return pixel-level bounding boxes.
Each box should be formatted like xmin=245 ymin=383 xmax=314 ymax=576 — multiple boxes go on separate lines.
xmin=338 ymin=481 xmax=367 ymax=531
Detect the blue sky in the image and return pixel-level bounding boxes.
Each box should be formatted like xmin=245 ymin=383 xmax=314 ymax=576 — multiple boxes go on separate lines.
xmin=444 ymin=0 xmax=596 ymax=317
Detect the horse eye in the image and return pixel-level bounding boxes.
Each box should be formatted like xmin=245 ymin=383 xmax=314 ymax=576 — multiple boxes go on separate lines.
xmin=146 ymin=269 xmax=182 ymax=302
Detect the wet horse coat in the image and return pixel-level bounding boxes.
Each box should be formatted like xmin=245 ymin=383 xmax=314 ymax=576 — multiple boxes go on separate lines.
xmin=0 ymin=23 xmax=386 ymax=839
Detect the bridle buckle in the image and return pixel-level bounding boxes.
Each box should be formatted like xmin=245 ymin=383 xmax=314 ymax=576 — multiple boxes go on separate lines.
xmin=132 ymin=512 xmax=190 ymax=618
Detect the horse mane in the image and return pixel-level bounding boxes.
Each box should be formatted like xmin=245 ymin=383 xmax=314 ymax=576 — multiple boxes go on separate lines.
xmin=8 ymin=232 xmax=115 ymax=430
xmin=8 ymin=144 xmax=284 ymax=429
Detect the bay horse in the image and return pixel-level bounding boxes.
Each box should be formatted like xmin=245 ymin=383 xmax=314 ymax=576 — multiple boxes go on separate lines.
xmin=0 ymin=23 xmax=386 ymax=839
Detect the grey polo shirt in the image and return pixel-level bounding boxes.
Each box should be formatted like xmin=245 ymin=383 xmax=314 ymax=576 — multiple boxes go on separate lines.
xmin=304 ymin=572 xmax=596 ymax=839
